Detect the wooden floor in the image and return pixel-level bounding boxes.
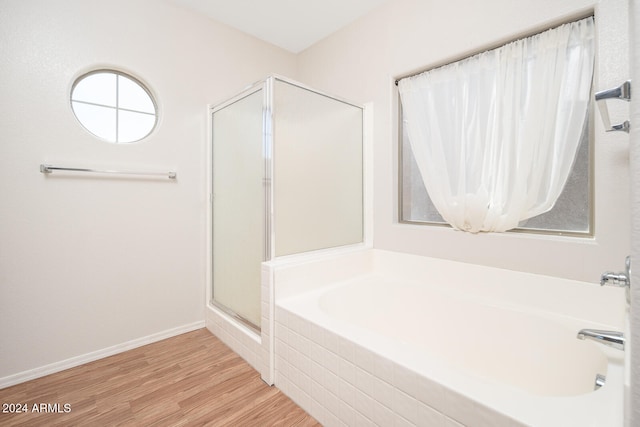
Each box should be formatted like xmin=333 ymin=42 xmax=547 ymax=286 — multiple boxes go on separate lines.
xmin=0 ymin=329 xmax=320 ymax=426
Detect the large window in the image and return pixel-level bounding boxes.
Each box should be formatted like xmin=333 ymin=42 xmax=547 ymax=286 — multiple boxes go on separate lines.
xmin=400 ymin=116 xmax=591 ymax=234
xmin=398 ymin=18 xmax=593 ymax=235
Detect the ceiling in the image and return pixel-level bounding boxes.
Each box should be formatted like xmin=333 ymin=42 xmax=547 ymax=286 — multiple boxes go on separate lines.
xmin=169 ymin=0 xmax=388 ymax=53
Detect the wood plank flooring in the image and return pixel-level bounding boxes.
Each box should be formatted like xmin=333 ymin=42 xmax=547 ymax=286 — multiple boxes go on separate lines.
xmin=0 ymin=328 xmax=320 ymax=426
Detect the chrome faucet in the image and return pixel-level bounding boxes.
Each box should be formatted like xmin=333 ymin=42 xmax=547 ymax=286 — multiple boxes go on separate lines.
xmin=577 ymin=329 xmax=625 ymax=351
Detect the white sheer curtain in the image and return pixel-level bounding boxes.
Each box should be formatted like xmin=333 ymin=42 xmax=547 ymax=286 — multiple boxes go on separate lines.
xmin=398 ymin=17 xmax=594 ymax=233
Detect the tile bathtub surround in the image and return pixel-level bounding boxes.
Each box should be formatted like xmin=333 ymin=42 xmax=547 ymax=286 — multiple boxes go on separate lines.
xmin=274 ymin=306 xmax=524 ymax=427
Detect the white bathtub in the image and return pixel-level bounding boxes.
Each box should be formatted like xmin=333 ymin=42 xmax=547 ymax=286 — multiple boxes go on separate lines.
xmin=272 ymin=249 xmax=626 ymax=426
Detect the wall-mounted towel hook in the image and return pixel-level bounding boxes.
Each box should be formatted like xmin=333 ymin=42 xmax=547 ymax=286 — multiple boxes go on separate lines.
xmin=595 ymin=80 xmax=631 ymax=133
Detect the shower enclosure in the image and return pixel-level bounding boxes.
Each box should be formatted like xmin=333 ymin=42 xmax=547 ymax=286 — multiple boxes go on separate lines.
xmin=210 ymin=75 xmax=364 ymax=331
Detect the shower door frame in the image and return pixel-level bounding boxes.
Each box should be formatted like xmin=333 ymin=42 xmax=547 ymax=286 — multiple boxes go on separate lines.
xmin=206 ymin=73 xmax=370 ymax=335
xmin=208 ymin=80 xmax=271 ymax=333
xmin=206 ymin=74 xmax=371 ymax=384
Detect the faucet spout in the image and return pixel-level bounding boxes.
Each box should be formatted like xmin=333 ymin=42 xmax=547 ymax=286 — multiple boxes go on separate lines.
xmin=577 ymin=329 xmax=625 ymax=350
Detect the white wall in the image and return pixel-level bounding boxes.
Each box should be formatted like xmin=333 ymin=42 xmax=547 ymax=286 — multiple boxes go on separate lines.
xmin=0 ymin=0 xmax=296 ymax=383
xmin=297 ymin=0 xmax=631 ymax=283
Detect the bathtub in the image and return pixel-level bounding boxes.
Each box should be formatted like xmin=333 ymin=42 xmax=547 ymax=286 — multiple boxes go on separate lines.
xmin=272 ymin=249 xmax=626 ymax=426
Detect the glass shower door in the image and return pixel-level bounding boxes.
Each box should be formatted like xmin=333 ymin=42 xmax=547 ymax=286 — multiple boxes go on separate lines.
xmin=211 ymin=87 xmax=264 ymax=329
xmin=273 ymin=79 xmax=363 ymax=256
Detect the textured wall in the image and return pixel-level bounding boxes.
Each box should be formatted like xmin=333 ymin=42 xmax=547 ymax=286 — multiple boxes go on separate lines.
xmin=0 ymin=0 xmax=296 ymax=383
xmin=297 ymin=0 xmax=631 ymax=283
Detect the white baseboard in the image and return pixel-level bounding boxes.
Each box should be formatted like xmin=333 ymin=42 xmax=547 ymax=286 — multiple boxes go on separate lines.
xmin=0 ymin=320 xmax=205 ymax=389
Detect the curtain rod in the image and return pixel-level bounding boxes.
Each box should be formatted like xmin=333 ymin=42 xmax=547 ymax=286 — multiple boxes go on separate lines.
xmin=394 ymin=12 xmax=594 ymax=88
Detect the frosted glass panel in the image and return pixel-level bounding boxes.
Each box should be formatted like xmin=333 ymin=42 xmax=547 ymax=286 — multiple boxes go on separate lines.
xmin=71 ymin=101 xmax=116 ymax=141
xmin=274 ymin=80 xmax=363 ymax=256
xmin=211 ymin=89 xmax=264 ymax=328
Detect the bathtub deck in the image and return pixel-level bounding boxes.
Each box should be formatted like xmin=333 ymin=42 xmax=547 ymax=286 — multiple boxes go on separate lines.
xmin=0 ymin=328 xmax=319 ymax=426
xmin=271 ymin=249 xmax=626 ymax=427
